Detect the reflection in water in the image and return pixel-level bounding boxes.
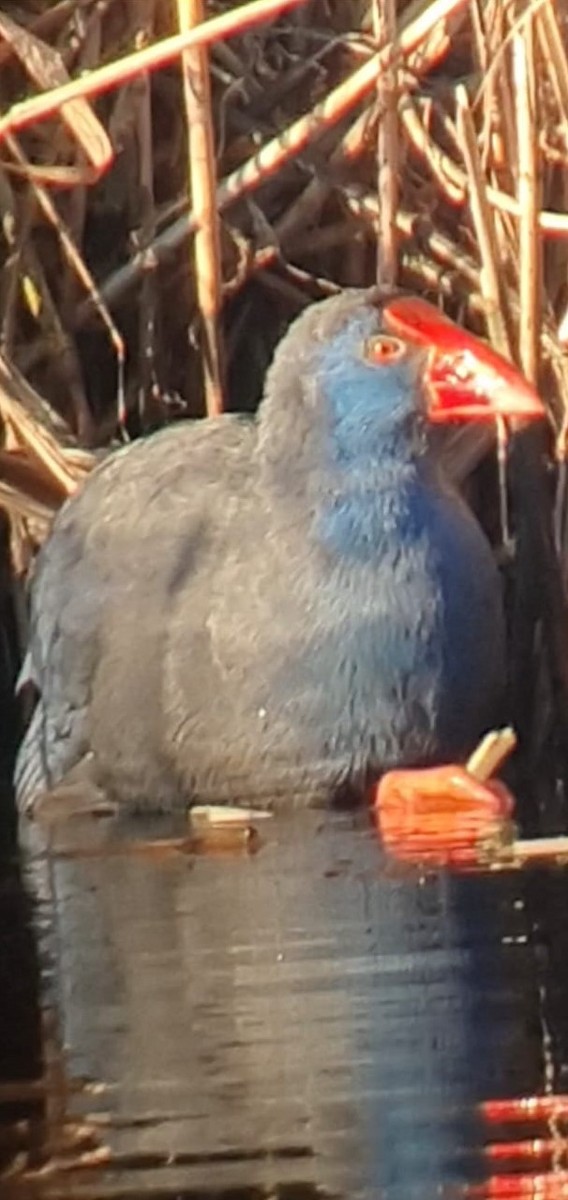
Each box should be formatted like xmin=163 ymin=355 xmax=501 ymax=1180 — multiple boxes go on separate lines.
xmin=7 ymin=807 xmax=559 ymax=1199
xmin=0 ymin=843 xmax=43 ymax=1184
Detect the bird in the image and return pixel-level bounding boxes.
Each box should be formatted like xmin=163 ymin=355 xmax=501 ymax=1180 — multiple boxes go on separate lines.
xmin=14 ymin=289 xmax=545 ymax=816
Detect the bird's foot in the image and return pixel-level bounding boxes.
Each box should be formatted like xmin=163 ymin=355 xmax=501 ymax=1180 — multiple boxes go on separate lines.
xmin=372 ymin=763 xmax=515 ymax=868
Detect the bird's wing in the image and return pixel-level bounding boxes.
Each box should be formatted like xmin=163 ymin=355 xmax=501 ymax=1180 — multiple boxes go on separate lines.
xmin=15 ymin=415 xmax=256 ymax=810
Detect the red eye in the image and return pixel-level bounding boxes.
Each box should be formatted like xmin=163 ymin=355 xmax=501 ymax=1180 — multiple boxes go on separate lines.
xmin=364 ymin=335 xmax=406 ymax=365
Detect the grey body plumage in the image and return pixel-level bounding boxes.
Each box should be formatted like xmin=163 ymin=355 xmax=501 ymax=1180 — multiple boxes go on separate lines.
xmin=16 ymin=291 xmax=505 ymax=812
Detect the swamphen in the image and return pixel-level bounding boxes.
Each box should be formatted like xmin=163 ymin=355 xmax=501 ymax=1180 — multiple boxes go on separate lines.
xmin=15 ymin=290 xmax=544 ymax=815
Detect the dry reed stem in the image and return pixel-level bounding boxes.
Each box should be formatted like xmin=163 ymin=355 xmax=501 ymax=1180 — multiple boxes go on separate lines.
xmin=0 ymin=0 xmax=469 ymax=182
xmin=455 ymin=85 xmax=511 ymax=358
xmin=17 ymin=238 xmax=94 ymax=442
xmin=0 ymin=466 xmax=62 ymax=524
xmin=513 ymin=27 xmax=540 ymax=383
xmin=59 ymin=5 xmax=102 ymax=334
xmin=372 ymin=0 xmax=399 ymax=288
xmin=0 ymin=0 xmax=313 ymax=146
xmin=275 ymin=110 xmax=374 ymax=249
xmin=539 ymin=2 xmax=568 ymax=345
xmin=537 ymin=2 xmax=568 ymax=131
xmin=494 ymin=835 xmax=568 ymax=864
xmin=344 ymin=191 xmax=481 ymax=288
xmin=455 ymin=83 xmax=513 ymax=546
xmin=84 ymin=38 xmax=568 ymax=323
xmin=275 ymin=6 xmax=467 ymax=257
xmin=79 ymin=0 xmax=472 ymax=318
xmin=400 ymin=101 xmax=464 ymax=204
xmin=132 ymin=2 xmax=159 ymax=431
xmin=0 ymin=10 xmax=112 ymax=183
xmin=4 ymin=133 xmax=123 ymax=436
xmin=400 ymin=97 xmax=568 ymax=235
xmin=463 ymin=731 xmax=568 ymax=866
xmin=466 ymin=728 xmax=517 ymax=782
xmin=177 ymin=0 xmax=225 ymax=417
xmin=1 ymin=422 xmax=77 ymax=499
xmin=0 ymin=366 xmax=87 ymax=497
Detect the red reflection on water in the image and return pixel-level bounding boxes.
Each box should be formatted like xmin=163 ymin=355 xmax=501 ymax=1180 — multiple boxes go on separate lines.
xmin=485 ymin=1138 xmax=568 ymax=1167
xmin=466 ymin=1172 xmax=568 ymax=1197
xmin=463 ymin=1096 xmax=568 ymax=1198
xmin=482 ymin=1099 xmax=568 ymax=1124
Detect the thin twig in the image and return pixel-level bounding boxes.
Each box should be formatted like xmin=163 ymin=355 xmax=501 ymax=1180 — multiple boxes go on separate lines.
xmin=372 ymin=0 xmax=399 ymax=288
xmin=537 ymin=1 xmax=568 ymax=129
xmin=400 ymin=99 xmax=464 ymax=204
xmin=455 ymin=85 xmax=511 ymax=355
xmin=343 ymin=190 xmax=481 ymax=287
xmin=455 ymin=83 xmax=512 ymax=548
xmin=402 ymin=95 xmax=568 ymax=233
xmin=513 ymin=26 xmax=540 ymax=383
xmin=177 ymin=0 xmax=225 ymax=416
xmin=5 ymin=134 xmax=124 ymax=413
xmin=129 ymin=0 xmax=159 ymax=430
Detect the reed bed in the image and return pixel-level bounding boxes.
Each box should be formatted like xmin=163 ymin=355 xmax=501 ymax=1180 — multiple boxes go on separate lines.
xmin=0 ymin=2 xmax=566 ymax=482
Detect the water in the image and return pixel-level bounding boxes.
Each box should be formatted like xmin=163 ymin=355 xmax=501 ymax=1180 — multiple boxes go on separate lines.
xmin=2 ymin=805 xmax=568 ymax=1199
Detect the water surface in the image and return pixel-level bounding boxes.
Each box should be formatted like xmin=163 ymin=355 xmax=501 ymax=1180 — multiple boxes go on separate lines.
xmin=2 ymin=806 xmax=568 ymax=1198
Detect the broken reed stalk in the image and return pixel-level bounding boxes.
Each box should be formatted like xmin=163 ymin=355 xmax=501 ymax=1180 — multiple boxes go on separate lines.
xmin=464 ymin=730 xmax=568 ymax=867
xmin=177 ymin=0 xmax=225 ymax=417
xmin=372 ymin=0 xmax=399 ymax=289
xmin=466 ymin=728 xmax=517 ymax=783
xmin=497 ymin=835 xmax=568 ymax=864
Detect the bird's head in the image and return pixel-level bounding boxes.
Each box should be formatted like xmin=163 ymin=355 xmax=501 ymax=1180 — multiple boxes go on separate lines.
xmin=259 ymin=290 xmax=545 ymax=477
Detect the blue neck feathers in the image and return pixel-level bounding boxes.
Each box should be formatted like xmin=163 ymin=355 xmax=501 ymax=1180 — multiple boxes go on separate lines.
xmin=316 ymin=316 xmax=428 ymax=481
xmin=259 ymin=303 xmax=431 ymax=517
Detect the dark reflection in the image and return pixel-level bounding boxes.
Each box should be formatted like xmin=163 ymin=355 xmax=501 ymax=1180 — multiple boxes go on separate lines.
xmin=0 ymin=820 xmax=43 ymax=1177
xmin=522 ymin=868 xmax=568 ymax=1091
xmin=14 ymin=808 xmax=555 ymax=1198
